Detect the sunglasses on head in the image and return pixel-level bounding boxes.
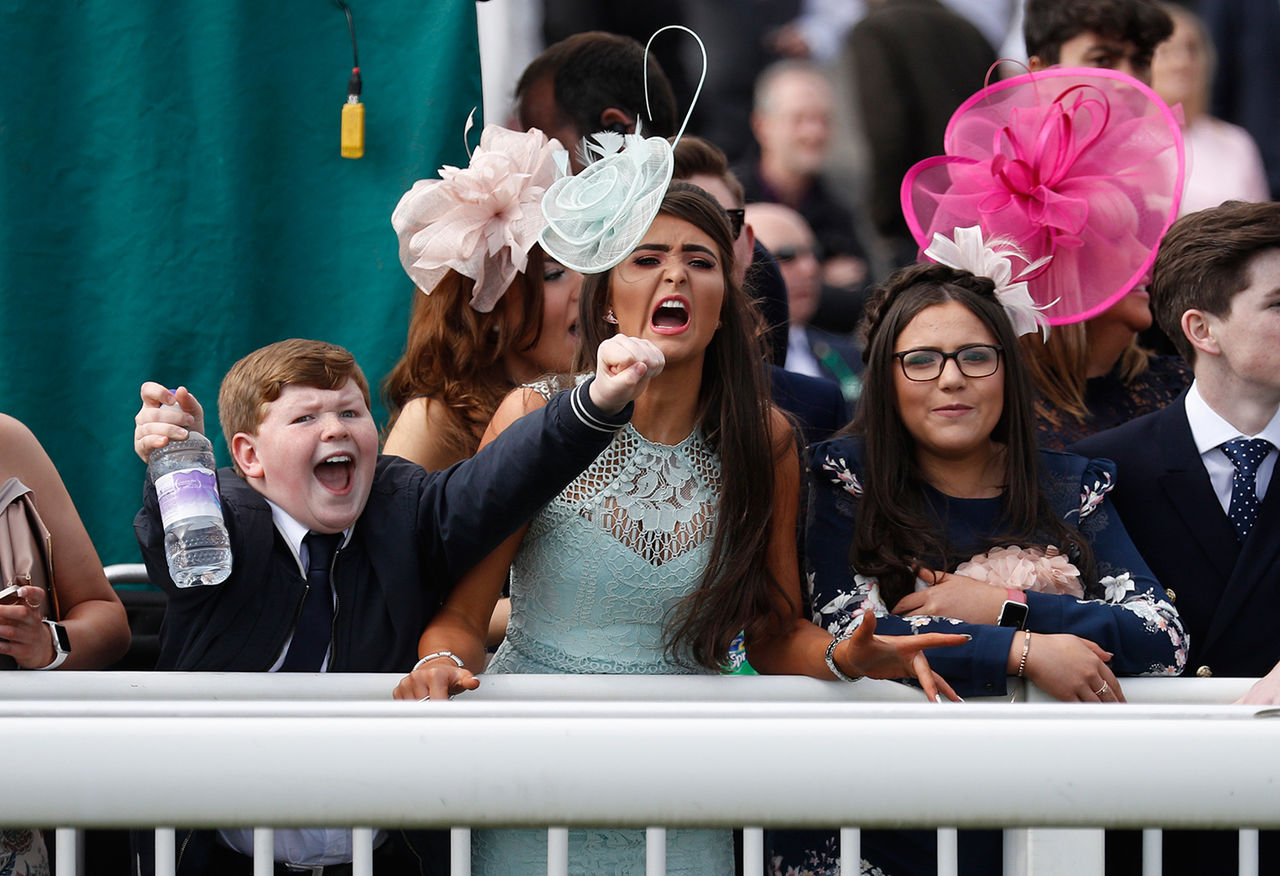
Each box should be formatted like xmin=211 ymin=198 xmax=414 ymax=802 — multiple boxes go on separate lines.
xmin=724 ymin=208 xmax=745 ymax=240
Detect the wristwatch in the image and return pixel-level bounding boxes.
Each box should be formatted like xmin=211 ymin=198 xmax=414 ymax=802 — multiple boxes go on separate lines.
xmin=33 ymin=620 xmax=71 ymax=670
xmin=997 ymin=588 xmax=1028 ymax=630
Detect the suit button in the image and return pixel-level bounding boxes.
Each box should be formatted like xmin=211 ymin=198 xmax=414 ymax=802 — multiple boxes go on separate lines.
xmin=1165 ymin=588 xmax=1176 ymax=603
xmin=1196 ymin=665 xmax=1212 ymax=678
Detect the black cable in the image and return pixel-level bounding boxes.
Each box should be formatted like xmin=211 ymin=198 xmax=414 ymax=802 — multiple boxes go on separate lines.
xmin=334 ymin=1 xmax=358 ymax=70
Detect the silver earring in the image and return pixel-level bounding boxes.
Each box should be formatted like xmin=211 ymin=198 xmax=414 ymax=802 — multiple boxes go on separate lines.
xmin=603 ymin=309 xmax=618 ymax=324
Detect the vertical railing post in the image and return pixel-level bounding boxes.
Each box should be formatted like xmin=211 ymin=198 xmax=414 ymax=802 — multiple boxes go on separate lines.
xmin=450 ymin=827 xmax=471 ymax=876
xmin=839 ymin=827 xmax=860 ymax=876
xmin=547 ymin=827 xmax=569 ymax=876
xmin=253 ymin=827 xmax=274 ymax=876
xmin=1005 ymin=828 xmax=1104 ymax=875
xmin=1240 ymin=829 xmax=1259 ymax=876
xmin=54 ymin=827 xmax=80 ymax=876
xmin=646 ymin=826 xmax=666 ymax=875
xmin=937 ymin=827 xmax=958 ymax=876
xmin=1142 ymin=827 xmax=1162 ymax=876
xmin=154 ymin=828 xmax=176 ymax=876
xmin=742 ymin=827 xmax=764 ymax=874
xmin=352 ymin=827 xmax=374 ymax=876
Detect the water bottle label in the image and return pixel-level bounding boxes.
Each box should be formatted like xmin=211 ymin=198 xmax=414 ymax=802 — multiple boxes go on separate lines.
xmin=155 ymin=467 xmax=223 ymax=527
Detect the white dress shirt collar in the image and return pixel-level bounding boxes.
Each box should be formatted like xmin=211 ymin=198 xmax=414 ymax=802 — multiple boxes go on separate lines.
xmin=263 ymin=498 xmax=352 ymax=575
xmin=1184 ymin=380 xmax=1280 ymax=511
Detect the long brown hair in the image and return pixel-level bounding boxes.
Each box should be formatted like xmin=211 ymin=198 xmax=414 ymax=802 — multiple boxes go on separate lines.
xmin=381 ymin=251 xmax=549 ymax=461
xmin=852 ymin=262 xmax=1094 ymax=606
xmin=574 ymin=182 xmax=787 ymax=669
xmin=1021 ymin=323 xmax=1150 ymax=422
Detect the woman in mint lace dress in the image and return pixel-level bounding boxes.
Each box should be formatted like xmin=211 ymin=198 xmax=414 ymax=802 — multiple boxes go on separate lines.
xmin=394 ymin=184 xmax=966 ymax=874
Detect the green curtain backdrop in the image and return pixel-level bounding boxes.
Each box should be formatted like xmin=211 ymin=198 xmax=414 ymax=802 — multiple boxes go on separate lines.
xmin=0 ymin=1 xmax=482 ymax=567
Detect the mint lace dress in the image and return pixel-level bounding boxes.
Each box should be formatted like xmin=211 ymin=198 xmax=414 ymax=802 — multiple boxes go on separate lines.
xmin=471 ymin=378 xmax=734 ymax=875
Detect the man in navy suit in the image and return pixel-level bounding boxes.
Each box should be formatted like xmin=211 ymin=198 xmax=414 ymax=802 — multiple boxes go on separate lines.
xmin=1073 ymin=200 xmax=1280 ymax=874
xmin=747 ymin=201 xmax=864 ymax=407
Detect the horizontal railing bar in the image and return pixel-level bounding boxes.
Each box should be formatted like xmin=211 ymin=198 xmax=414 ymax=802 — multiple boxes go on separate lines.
xmin=3 ymin=709 xmax=1278 ymax=829
xmin=0 ymin=699 xmax=1272 ymax=722
xmin=0 ymin=671 xmax=1256 ymax=703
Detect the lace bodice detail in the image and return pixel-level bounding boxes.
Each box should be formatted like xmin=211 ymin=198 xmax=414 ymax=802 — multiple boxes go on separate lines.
xmin=555 ymin=422 xmax=718 ymax=564
xmin=489 ymin=377 xmax=721 ymax=675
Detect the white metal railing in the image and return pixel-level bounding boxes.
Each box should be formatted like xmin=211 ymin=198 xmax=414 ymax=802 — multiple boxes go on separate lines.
xmin=2 ymin=673 xmax=1276 ymax=876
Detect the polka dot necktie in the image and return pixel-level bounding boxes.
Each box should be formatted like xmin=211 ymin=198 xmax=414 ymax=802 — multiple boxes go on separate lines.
xmin=1220 ymin=438 xmax=1274 ymax=542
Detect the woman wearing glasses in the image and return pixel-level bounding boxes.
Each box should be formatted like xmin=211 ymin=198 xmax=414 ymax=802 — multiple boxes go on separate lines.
xmin=759 ymin=254 xmax=1188 ymax=875
xmin=751 ymin=257 xmax=1187 ymax=700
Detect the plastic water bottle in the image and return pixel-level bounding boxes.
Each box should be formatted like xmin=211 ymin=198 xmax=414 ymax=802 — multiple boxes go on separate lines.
xmin=148 ymin=428 xmax=232 ymax=587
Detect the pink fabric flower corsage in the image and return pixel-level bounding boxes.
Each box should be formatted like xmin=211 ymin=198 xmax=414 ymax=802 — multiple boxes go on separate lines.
xmin=954 ymin=545 xmax=1083 ymax=597
xmin=392 ymin=125 xmax=564 ymax=312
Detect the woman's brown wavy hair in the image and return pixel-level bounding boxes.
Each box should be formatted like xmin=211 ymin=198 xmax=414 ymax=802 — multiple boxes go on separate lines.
xmin=381 ymin=249 xmax=549 ymax=462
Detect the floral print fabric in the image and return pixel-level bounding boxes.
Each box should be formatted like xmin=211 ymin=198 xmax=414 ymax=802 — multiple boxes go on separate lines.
xmin=0 ymin=831 xmax=49 ymax=876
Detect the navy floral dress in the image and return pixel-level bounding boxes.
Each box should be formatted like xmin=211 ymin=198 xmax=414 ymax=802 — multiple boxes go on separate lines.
xmin=0 ymin=831 xmax=48 ymax=876
xmin=767 ymin=436 xmax=1187 ymax=876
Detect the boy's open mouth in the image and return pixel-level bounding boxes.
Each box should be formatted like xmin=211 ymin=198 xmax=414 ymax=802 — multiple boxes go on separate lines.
xmin=651 ymin=297 xmax=690 ymax=333
xmin=314 ymin=454 xmax=354 ymax=492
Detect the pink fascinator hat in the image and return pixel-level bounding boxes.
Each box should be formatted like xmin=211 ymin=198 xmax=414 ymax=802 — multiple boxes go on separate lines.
xmin=392 ymin=124 xmax=563 ymax=313
xmin=901 ymin=67 xmax=1185 ymax=325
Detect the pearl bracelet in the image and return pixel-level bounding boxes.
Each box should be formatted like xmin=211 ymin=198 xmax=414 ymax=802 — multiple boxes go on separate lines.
xmin=413 ymin=650 xmax=465 ymax=672
xmin=824 ymin=634 xmax=862 ymax=683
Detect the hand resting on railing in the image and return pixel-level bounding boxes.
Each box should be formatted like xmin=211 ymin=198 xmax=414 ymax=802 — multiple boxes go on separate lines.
xmin=1236 ymin=660 xmax=1280 ymax=705
xmin=1014 ymin=633 xmax=1125 ymax=703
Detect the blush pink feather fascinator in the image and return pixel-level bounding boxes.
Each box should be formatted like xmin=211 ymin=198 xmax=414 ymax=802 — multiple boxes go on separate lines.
xmin=392 ymin=124 xmax=564 ymax=313
xmin=902 ymin=67 xmax=1184 ymax=325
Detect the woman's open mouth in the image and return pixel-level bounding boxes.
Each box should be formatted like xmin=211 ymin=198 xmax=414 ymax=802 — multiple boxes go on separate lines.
xmin=650 ymin=296 xmax=690 ymax=335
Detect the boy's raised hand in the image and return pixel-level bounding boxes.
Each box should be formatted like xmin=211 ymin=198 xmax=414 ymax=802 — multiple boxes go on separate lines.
xmin=133 ymin=382 xmax=206 ymax=463
xmin=587 ymin=335 xmax=665 ymax=414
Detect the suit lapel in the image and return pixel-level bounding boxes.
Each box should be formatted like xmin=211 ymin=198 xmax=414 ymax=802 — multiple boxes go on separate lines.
xmin=1156 ymin=401 xmax=1240 ymax=584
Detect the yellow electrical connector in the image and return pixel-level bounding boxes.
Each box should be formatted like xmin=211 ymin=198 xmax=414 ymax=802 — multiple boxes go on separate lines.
xmin=342 ymin=95 xmax=364 ymax=159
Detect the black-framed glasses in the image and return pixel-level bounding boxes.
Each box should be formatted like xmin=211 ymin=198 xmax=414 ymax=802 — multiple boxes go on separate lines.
xmin=725 ymin=208 xmax=745 ymax=240
xmin=893 ymin=344 xmax=1003 ymax=381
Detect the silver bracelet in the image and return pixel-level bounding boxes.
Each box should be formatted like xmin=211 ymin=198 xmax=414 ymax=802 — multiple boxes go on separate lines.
xmin=413 ymin=650 xmax=464 ymax=672
xmin=824 ymin=634 xmax=861 ymax=683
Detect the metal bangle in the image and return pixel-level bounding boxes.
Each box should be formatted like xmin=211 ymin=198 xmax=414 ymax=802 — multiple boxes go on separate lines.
xmin=413 ymin=650 xmax=465 ymax=672
xmin=824 ymin=634 xmax=862 ymax=683
xmin=1016 ymin=631 xmax=1032 ymax=678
